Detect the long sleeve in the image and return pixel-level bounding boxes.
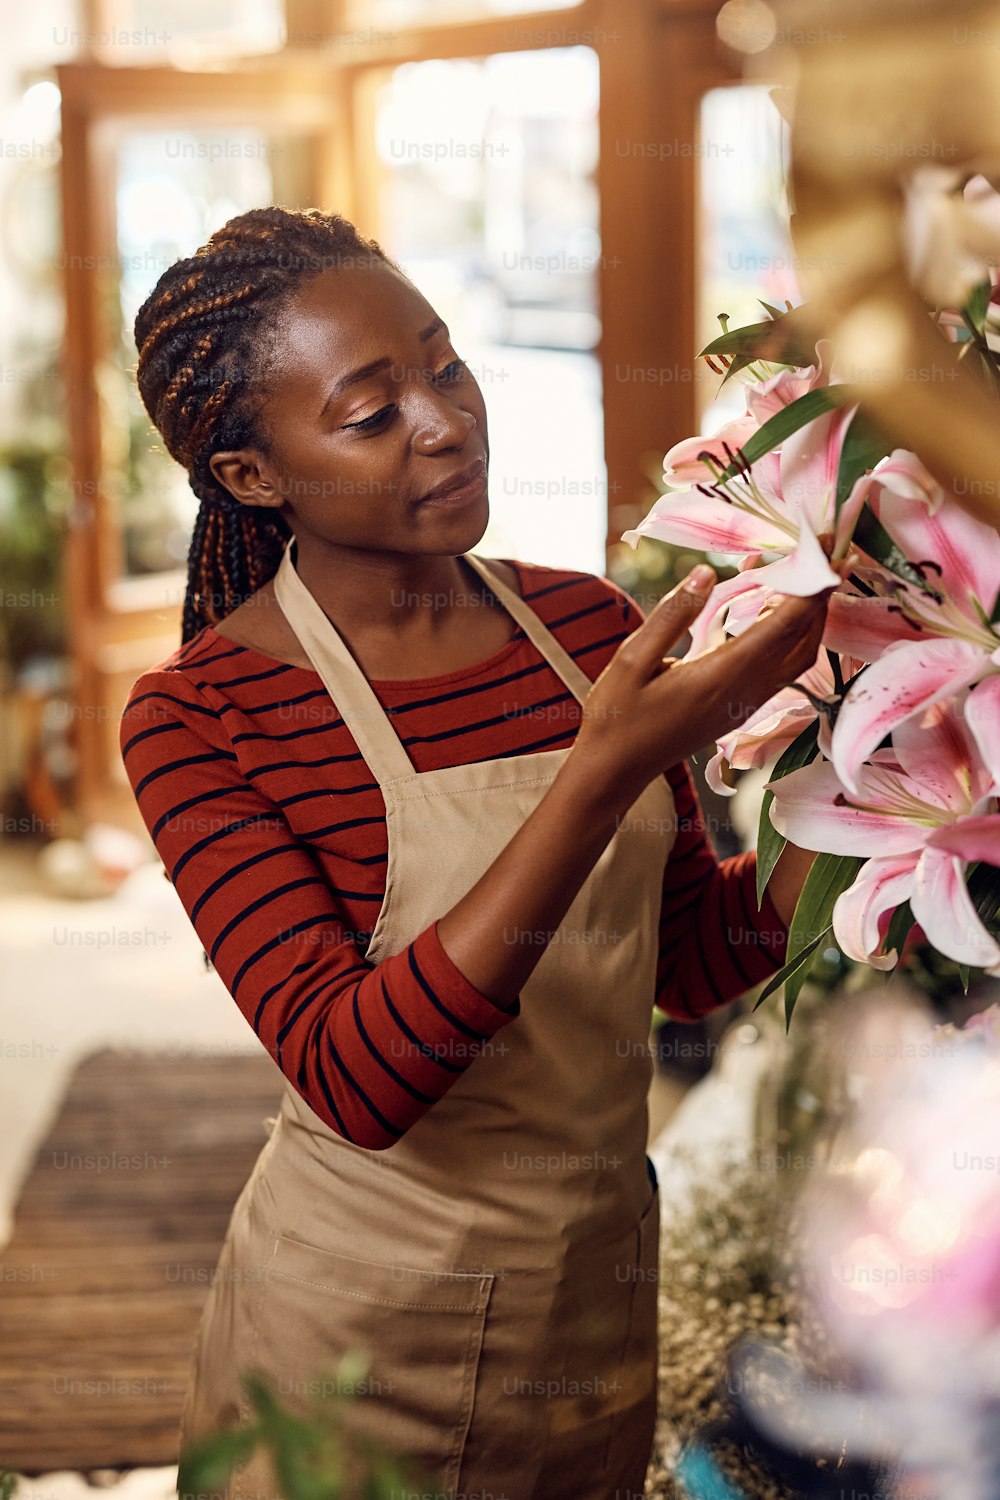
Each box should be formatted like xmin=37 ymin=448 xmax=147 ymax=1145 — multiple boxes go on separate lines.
xmin=655 ymin=759 xmax=789 ymax=1020
xmin=120 ymin=672 xmax=520 ymax=1150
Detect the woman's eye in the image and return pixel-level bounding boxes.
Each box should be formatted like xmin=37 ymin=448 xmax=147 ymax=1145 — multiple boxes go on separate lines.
xmin=342 ymin=359 xmax=467 ymax=432
xmin=344 ymin=405 xmax=395 ymax=432
xmin=435 ymin=358 xmax=468 ymax=382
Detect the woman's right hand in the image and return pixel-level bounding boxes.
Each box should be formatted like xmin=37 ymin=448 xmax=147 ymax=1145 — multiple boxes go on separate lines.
xmin=570 ymin=564 xmax=836 ymax=807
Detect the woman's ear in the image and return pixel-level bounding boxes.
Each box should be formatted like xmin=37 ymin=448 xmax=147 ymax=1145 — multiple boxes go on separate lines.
xmin=208 ymin=450 xmax=285 ymax=509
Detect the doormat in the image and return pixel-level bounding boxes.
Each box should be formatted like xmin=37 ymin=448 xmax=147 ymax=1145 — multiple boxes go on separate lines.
xmin=0 ymin=1047 xmax=282 ymax=1472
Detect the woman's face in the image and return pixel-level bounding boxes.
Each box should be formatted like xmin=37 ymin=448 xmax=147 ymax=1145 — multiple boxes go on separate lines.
xmin=216 ymin=262 xmax=490 ymax=557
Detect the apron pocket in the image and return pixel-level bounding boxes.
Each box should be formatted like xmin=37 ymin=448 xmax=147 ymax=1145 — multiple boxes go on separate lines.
xmin=251 ymin=1232 xmax=495 ymax=1491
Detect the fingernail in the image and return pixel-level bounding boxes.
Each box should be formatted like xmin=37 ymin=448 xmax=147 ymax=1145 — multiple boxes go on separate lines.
xmin=684 ymin=564 xmax=715 ymax=592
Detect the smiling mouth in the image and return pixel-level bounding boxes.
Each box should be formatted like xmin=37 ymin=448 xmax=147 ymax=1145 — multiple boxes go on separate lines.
xmin=415 ymin=457 xmax=488 ymax=505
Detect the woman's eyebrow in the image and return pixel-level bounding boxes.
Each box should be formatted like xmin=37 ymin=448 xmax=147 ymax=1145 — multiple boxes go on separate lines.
xmin=319 ymin=317 xmax=447 ymax=415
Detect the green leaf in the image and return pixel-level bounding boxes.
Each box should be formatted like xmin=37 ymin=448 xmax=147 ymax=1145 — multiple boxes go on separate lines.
xmin=720 ymin=386 xmax=857 ymax=475
xmin=753 ymin=926 xmax=830 ymax=1009
xmin=177 ymin=1427 xmax=259 ymax=1491
xmin=766 ymin=853 xmax=863 ymax=1026
xmin=835 ymin=410 xmax=891 ymax=516
xmin=756 ymin=719 xmax=820 ymax=908
xmin=784 ymin=938 xmax=835 ymax=1028
xmin=958 ymin=963 xmax=971 ymax=994
xmin=964 ymin=278 xmax=992 ymax=333
xmin=787 ymin=853 xmax=863 ymax=968
xmin=967 ymin=858 xmax=1000 ymax=929
xmin=698 ymin=303 xmax=819 ymax=372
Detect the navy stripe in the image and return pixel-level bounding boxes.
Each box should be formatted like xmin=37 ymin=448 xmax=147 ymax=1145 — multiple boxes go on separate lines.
xmin=133 ymin=748 xmax=237 ymax=798
xmin=192 ymin=843 xmax=303 ymax=923
xmin=492 ymin=727 xmax=577 ymax=758
xmin=693 ymin=900 xmax=729 ymax=1012
xmin=120 ymin=717 xmax=188 ymax=759
xmin=520 ymin=573 xmax=594 ymax=602
xmin=195 ymin=662 xmax=297 ymax=691
xmin=171 ymin=811 xmax=286 ymax=883
xmin=151 ymin=785 xmax=234 ymax=843
xmin=123 ymin=689 xmax=218 ymax=719
xmin=406 ymin=945 xmax=487 ymax=1040
xmin=293 ymin=814 xmax=385 ymax=842
xmin=268 ymin=962 xmax=370 ymax=1042
xmin=398 ymin=691 xmax=576 ymax=747
xmin=184 ymin=643 xmax=247 ymax=669
xmin=259 ymin=958 xmax=316 ymax=1042
xmin=245 ymin=750 xmax=365 ymax=779
xmin=229 ymin=911 xmax=341 ymax=996
xmin=547 ymin=596 xmax=617 ymax=631
xmin=298 ymin=1051 xmax=351 ymax=1140
xmin=276 ymin=782 xmax=379 ymax=810
xmin=352 ymin=990 xmax=435 ymax=1104
xmin=324 ymin=1029 xmax=402 ymax=1138
xmin=378 ymin=971 xmax=463 ymax=1073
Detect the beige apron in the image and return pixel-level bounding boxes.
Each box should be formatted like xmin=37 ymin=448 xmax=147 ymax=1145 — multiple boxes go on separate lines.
xmin=178 ymin=535 xmax=677 ymax=1500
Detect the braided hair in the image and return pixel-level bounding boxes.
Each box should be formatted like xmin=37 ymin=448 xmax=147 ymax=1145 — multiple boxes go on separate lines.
xmin=133 ymin=206 xmax=400 ymax=644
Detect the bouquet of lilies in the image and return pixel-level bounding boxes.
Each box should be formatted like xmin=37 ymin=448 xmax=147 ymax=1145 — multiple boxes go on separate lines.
xmin=622 ymin=285 xmax=1000 ymax=1020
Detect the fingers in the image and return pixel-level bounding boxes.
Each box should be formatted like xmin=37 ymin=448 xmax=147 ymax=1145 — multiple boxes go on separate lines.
xmin=621 ymin=564 xmax=717 ymax=677
xmin=725 ymin=589 xmax=832 ymax=678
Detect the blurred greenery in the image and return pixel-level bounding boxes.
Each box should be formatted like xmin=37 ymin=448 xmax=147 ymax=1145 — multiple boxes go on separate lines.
xmin=0 ymin=442 xmax=69 ymax=673
xmin=178 ymin=1356 xmax=447 ymax=1500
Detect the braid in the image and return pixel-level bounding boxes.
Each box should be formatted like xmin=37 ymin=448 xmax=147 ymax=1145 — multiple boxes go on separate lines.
xmin=133 ymin=207 xmax=399 ymax=645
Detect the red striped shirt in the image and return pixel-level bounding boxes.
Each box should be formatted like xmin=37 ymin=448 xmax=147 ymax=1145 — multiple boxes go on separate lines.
xmin=119 ymin=556 xmax=789 ymax=1149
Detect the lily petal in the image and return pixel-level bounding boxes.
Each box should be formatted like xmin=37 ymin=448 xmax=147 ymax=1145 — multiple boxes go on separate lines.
xmin=746 ymin=341 xmax=834 ymax=426
xmin=662 ymin=418 xmax=759 ymax=484
xmin=911 ymin=846 xmax=1000 ymax=969
xmin=831 ymin=854 xmax=917 ymax=968
xmin=685 ymin=569 xmax=771 ymax=658
xmin=822 ymin=591 xmax=925 ymax=663
xmin=830 ymin=638 xmax=989 ymax=797
xmin=765 ymin=759 xmax=930 ymax=857
xmin=926 ymin=813 xmax=1000 ymax=864
xmin=869 ymin=449 xmax=947 ymax=513
xmin=753 ymin=514 xmax=841 ymax=597
xmin=964 ymin=675 xmax=1000 ymax=792
xmin=779 ymin=403 xmax=857 ymax=534
xmin=876 ymin=479 xmax=1000 ymax=618
xmin=705 ymin=744 xmax=736 ymax=797
xmin=891 ymin=698 xmax=982 ymax=815
xmin=621 ymin=487 xmax=788 ymax=556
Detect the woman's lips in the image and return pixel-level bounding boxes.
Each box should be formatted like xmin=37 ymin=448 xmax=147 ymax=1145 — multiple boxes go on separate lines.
xmin=414 ymin=461 xmax=488 ymax=507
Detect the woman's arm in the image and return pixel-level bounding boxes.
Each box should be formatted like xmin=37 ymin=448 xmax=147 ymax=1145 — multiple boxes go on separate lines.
xmin=434 ymin=574 xmax=831 ymax=1002
xmin=120 ymin=671 xmax=522 ymax=1152
xmin=653 ymin=761 xmax=792 ymax=1021
xmin=764 ymin=839 xmax=819 ymax=927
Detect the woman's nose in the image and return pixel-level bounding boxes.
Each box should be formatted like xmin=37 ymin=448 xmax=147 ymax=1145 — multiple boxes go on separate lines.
xmin=411 ymin=398 xmax=478 ymax=451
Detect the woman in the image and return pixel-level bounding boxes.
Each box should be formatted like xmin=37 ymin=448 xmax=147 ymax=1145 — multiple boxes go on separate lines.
xmin=121 ymin=206 xmax=830 ymax=1499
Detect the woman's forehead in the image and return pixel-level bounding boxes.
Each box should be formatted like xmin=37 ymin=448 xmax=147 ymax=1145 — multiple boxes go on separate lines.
xmin=279 ymin=264 xmax=434 ymax=359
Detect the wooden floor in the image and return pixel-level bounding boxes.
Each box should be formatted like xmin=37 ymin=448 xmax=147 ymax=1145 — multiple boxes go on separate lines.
xmin=0 ymin=1048 xmax=282 ymax=1471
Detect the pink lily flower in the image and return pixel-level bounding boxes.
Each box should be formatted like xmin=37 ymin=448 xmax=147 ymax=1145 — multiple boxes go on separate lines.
xmin=622 ymin=406 xmax=870 ymax=657
xmin=706 ymin=648 xmax=858 ymax=796
xmin=828 ymin=453 xmax=1000 ymax=796
xmin=621 ymin=345 xmax=881 ymax=659
xmin=661 ymin=340 xmax=837 ymax=485
xmin=766 ymin=698 xmax=1000 ymax=974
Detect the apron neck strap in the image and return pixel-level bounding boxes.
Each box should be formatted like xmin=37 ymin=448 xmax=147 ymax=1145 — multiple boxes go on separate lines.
xmin=273 ymin=537 xmax=415 ymax=782
xmin=461 ymin=553 xmax=594 ymax=705
xmin=272 ymin=536 xmax=596 ymax=786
